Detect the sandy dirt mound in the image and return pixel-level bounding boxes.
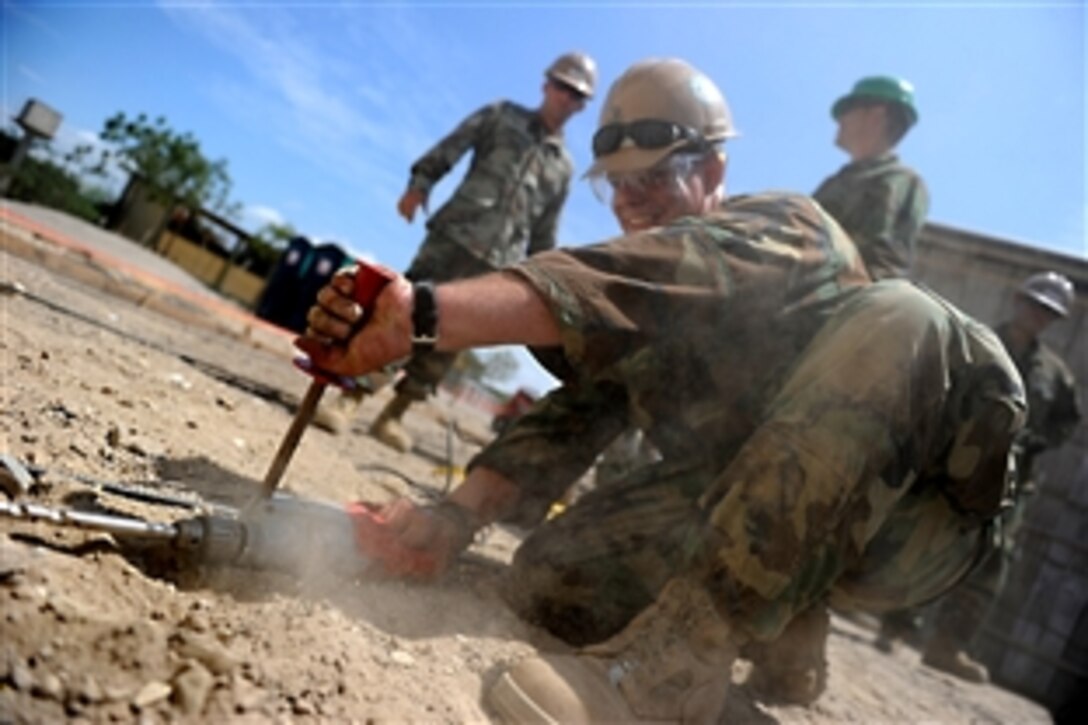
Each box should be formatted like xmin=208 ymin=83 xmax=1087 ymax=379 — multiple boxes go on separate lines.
xmin=0 ymin=235 xmax=1051 ymax=723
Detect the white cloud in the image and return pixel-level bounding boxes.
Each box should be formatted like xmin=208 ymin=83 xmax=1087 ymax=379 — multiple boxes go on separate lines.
xmin=243 ymin=204 xmax=285 ymax=229
xmin=27 ymin=123 xmax=129 ymax=195
xmin=17 ymin=64 xmax=44 ymax=84
xmin=155 ymin=2 xmax=485 ymax=261
xmin=157 ymin=3 xmax=472 ymax=197
xmin=301 ymin=230 xmax=377 ymax=265
xmin=4 ymin=1 xmax=64 ymax=42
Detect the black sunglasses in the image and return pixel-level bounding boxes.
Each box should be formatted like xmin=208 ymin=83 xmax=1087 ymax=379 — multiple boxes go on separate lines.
xmin=592 ymin=120 xmax=705 ymax=158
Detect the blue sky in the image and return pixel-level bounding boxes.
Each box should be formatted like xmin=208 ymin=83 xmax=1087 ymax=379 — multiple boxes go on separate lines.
xmin=3 ymin=1 xmax=1085 ymax=394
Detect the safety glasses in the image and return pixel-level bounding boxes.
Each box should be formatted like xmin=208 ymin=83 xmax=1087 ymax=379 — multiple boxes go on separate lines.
xmin=588 ymin=152 xmax=706 ymax=204
xmin=592 ymin=120 xmax=705 ymax=158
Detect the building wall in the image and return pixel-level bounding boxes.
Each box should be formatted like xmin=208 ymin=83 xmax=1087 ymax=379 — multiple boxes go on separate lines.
xmin=157 ymin=230 xmax=265 ymax=306
xmin=913 ymin=222 xmax=1087 ymax=714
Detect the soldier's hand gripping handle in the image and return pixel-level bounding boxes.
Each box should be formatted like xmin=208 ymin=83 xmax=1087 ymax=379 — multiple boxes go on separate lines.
xmin=295 ymin=262 xmax=413 ymax=380
xmin=293 ymin=262 xmax=398 ymax=385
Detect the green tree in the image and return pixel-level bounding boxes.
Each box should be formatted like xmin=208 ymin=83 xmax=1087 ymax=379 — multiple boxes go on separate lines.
xmin=253 ymin=221 xmax=298 ymax=249
xmin=72 ymin=112 xmax=234 ymax=213
xmin=1 ymin=129 xmax=104 ymax=221
xmin=241 ymin=221 xmax=299 ymax=276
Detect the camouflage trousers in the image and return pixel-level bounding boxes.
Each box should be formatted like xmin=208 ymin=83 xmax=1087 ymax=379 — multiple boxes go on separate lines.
xmin=925 ymin=496 xmax=1023 ymax=648
xmin=927 ymin=533 xmax=1008 ymax=647
xmin=881 ymin=492 xmax=1021 ymax=645
xmin=394 ymin=234 xmax=494 ymax=401
xmin=504 ymin=282 xmax=999 ymax=645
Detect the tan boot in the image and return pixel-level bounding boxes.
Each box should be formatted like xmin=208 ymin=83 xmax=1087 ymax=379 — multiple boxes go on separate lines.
xmin=368 ymin=394 xmax=414 ymax=453
xmin=743 ymin=604 xmax=829 ymax=706
xmin=312 ymin=387 xmax=368 ymax=434
xmin=921 ymin=639 xmax=989 ymax=683
xmin=487 ymin=577 xmax=738 ymax=724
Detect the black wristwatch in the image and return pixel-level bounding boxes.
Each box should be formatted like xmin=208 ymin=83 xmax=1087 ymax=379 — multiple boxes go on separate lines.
xmin=411 ymin=281 xmax=438 ymax=353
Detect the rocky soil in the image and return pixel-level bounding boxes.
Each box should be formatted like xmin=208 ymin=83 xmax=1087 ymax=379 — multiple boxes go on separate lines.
xmin=0 ymin=207 xmax=1053 ymax=723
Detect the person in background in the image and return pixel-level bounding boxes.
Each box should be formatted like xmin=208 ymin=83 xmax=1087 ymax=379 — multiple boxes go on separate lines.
xmin=914 ymin=271 xmax=1081 ymax=683
xmin=318 ymin=52 xmax=598 ymax=447
xmin=814 ymin=75 xmax=929 ymax=281
xmin=822 ymin=75 xmax=933 ymax=655
xmin=300 ymin=58 xmax=1024 ymax=721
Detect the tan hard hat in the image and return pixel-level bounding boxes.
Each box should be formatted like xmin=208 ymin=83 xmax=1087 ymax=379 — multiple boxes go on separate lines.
xmin=588 ymin=58 xmax=737 ymax=176
xmin=1020 ymin=271 xmax=1075 ymax=317
xmin=546 ymin=52 xmax=598 ymax=99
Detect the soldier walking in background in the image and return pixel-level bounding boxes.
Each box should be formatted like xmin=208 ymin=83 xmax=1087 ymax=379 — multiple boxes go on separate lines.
xmin=300 ymin=58 xmax=1025 ymax=721
xmin=917 ymin=271 xmax=1082 ymax=682
xmin=814 ymin=75 xmax=929 ymax=280
xmin=327 ymin=52 xmax=597 ymax=449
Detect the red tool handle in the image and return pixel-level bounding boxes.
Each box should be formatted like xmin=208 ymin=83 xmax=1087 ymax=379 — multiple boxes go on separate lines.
xmin=294 ymin=262 xmax=396 ymax=387
xmin=351 ymin=262 xmax=398 ymax=322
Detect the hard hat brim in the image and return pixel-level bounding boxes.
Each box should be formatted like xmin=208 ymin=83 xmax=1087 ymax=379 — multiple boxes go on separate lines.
xmin=831 ymin=94 xmax=856 ymax=120
xmin=583 ymin=140 xmax=688 ymax=178
xmin=1021 ymin=290 xmax=1070 ymax=318
xmin=831 ymin=93 xmax=919 ymax=125
xmin=548 ymin=71 xmax=593 ymax=99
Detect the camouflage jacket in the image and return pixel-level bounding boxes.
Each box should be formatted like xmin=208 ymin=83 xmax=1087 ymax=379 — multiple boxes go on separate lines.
xmin=472 ymin=192 xmax=873 ymax=506
xmin=471 ymin=192 xmax=1023 ymax=525
xmin=813 ymin=153 xmax=929 ymax=281
xmin=408 ymin=101 xmax=573 ymax=268
xmin=996 ymin=322 xmax=1082 ymax=482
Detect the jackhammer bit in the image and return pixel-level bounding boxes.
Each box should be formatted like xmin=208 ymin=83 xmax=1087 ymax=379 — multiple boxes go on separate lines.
xmin=2 ymin=495 xmax=445 ymax=580
xmin=0 ymin=496 xmax=358 ymax=575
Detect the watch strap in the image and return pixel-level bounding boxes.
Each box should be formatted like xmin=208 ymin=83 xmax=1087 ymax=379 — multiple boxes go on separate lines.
xmin=411 ymin=281 xmax=438 ymax=353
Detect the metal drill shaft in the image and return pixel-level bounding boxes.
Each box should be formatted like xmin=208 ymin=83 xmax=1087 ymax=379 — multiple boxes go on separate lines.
xmin=0 ymin=499 xmax=178 ymax=540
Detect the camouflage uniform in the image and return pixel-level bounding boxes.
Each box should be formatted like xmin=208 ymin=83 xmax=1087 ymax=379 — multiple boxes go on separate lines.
xmin=813 ymin=153 xmax=929 ymax=281
xmin=469 ymin=191 xmax=1024 ymax=646
xmin=398 ymin=101 xmax=573 ymax=400
xmin=925 ymin=321 xmax=1081 ymax=646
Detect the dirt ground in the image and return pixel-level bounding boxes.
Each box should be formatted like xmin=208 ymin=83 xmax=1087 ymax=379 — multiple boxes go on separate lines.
xmin=0 ymin=208 xmax=1053 ymax=723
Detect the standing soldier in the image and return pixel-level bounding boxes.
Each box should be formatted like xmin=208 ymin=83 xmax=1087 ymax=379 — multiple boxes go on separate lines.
xmin=919 ymin=271 xmax=1081 ymax=682
xmin=814 ymin=75 xmax=929 ymax=280
xmin=346 ymin=52 xmax=597 ymax=450
xmin=821 ymin=74 xmax=932 ymax=658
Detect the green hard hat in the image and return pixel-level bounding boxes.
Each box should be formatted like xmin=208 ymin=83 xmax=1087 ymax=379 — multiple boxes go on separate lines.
xmin=832 ymin=76 xmax=918 ymax=126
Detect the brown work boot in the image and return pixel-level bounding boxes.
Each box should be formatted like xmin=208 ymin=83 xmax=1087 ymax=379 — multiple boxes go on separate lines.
xmin=368 ymin=394 xmax=414 ymax=453
xmin=312 ymin=387 xmax=368 ymax=434
xmin=743 ymin=604 xmax=829 ymax=706
xmin=921 ymin=640 xmax=990 ymax=683
xmin=487 ymin=576 xmax=738 ymax=724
